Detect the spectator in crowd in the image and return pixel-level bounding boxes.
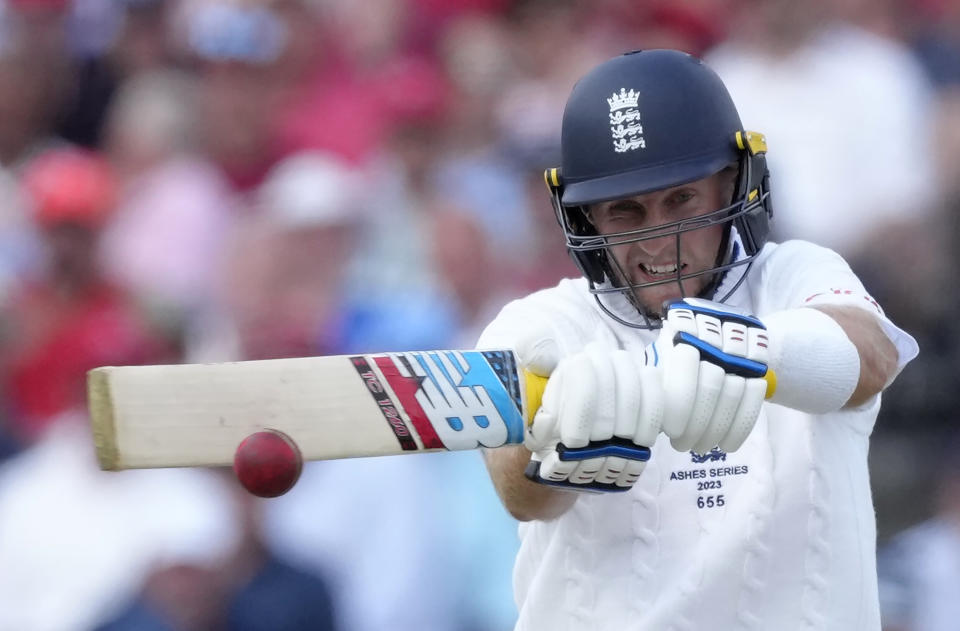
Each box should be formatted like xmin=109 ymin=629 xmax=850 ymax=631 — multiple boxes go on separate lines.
xmin=273 ymin=0 xmax=447 ymax=165
xmin=0 ymin=148 xmax=171 ymax=448
xmin=432 ymin=12 xmax=538 ymax=270
xmin=430 ymin=206 xmax=518 ymax=348
xmin=215 ymin=150 xmax=365 ymax=361
xmin=334 ymin=79 xmax=467 ymax=354
xmin=97 ymin=472 xmax=338 ymax=631
xmin=904 ymin=0 xmax=960 ymax=88
xmin=0 ymin=167 xmax=42 ymax=307
xmin=98 ymin=69 xmax=238 ymax=354
xmin=178 ymin=0 xmax=291 ymax=191
xmin=107 ymin=0 xmax=181 ymax=77
xmin=707 ymin=0 xmax=937 ymax=257
xmin=0 ymin=418 xmax=242 ymax=631
xmin=589 ymin=0 xmax=731 ymax=58
xmin=0 ymin=7 xmax=71 ymax=168
xmin=493 ymin=0 xmax=603 ymax=170
xmin=878 ymin=432 xmax=960 ymax=631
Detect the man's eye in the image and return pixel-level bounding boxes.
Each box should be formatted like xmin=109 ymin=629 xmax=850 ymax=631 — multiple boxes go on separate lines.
xmin=671 ymin=191 xmax=695 ymax=204
xmin=605 ymin=207 xmax=640 ymax=220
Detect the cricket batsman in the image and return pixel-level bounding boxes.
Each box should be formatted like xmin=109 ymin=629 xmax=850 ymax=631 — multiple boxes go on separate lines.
xmin=479 ymin=49 xmax=918 ymax=630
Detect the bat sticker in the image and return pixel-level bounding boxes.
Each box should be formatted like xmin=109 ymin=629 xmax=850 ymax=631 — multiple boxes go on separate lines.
xmin=350 ymin=356 xmax=418 ymax=451
xmin=370 ymin=351 xmax=526 ymax=451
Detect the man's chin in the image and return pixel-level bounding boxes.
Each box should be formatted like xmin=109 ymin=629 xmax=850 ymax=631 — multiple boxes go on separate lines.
xmin=632 ymin=280 xmax=706 ymax=316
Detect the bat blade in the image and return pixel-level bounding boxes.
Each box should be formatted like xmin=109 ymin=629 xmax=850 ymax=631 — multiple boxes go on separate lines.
xmin=88 ymin=350 xmax=546 ymax=471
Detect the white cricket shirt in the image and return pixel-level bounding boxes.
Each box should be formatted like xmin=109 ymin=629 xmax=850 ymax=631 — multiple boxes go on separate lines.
xmin=477 ymin=239 xmax=918 ymax=631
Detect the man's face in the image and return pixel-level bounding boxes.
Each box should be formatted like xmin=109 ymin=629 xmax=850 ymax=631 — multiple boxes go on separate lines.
xmin=587 ymin=171 xmax=732 ymax=316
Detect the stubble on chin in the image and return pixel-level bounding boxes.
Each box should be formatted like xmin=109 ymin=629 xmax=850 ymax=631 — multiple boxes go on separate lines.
xmin=630 ymin=274 xmax=715 ymax=316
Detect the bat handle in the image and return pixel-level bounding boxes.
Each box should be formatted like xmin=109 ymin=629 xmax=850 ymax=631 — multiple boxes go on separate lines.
xmin=763 ymin=368 xmax=777 ymax=400
xmin=522 ymin=369 xmax=548 ymax=427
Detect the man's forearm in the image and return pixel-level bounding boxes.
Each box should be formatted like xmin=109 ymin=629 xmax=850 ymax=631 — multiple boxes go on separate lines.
xmin=811 ymin=304 xmax=899 ymax=408
xmin=483 ymin=445 xmax=579 ymax=522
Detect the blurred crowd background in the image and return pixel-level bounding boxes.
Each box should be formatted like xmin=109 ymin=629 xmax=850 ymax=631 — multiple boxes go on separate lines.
xmin=0 ymin=0 xmax=957 ymax=629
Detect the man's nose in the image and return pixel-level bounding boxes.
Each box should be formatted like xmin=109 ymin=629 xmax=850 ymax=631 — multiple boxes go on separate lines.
xmin=631 ymin=215 xmax=679 ymax=257
xmin=633 ymin=232 xmax=676 ymax=258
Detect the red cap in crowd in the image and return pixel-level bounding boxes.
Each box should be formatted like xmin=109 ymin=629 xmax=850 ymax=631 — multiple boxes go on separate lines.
xmin=21 ymin=148 xmax=118 ymax=228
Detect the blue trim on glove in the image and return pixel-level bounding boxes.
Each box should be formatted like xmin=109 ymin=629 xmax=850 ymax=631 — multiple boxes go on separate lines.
xmin=557 ymin=440 xmax=651 ymax=462
xmin=673 ymin=331 xmax=767 ymax=378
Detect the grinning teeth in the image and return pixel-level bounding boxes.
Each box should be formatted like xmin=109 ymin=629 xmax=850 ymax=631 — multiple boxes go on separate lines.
xmin=643 ymin=262 xmax=680 ymax=275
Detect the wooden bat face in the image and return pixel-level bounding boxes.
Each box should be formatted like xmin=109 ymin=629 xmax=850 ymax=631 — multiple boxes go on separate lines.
xmin=89 ymin=350 xmax=545 ymax=470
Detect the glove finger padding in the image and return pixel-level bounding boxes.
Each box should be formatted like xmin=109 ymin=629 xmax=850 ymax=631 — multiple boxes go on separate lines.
xmin=570 ymin=458 xmax=606 ymax=485
xmin=693 ymin=312 xmax=724 ymax=348
xmin=525 ymin=350 xmax=595 ymax=452
xmin=692 ymin=374 xmax=744 ymax=454
xmin=719 ymin=377 xmax=767 ymax=452
xmin=661 ymin=341 xmax=701 ymax=438
xmin=746 ymin=326 xmax=770 ymax=364
xmin=611 ymin=351 xmax=642 ymax=440
xmin=557 ymin=353 xmax=600 ymax=449
xmin=584 ymin=343 xmax=617 ymax=443
xmin=595 ymin=455 xmax=629 ymax=486
xmin=616 ymin=459 xmax=647 ymax=488
xmin=513 ymin=331 xmax=561 ymax=377
xmin=671 ymin=360 xmax=724 ymax=452
xmin=634 ymin=365 xmax=663 ymax=447
xmin=538 ymin=451 xmax=578 ymax=483
xmin=525 ymin=399 xmax=560 ymax=453
xmin=721 ymin=320 xmax=749 ymax=357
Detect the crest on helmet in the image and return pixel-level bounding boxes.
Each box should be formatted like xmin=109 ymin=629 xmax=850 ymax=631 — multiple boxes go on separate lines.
xmin=607 ymin=88 xmax=645 ymax=153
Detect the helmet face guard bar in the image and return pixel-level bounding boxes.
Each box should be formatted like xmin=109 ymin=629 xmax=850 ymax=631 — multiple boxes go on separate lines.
xmin=561 ymin=192 xmax=769 ymax=288
xmin=554 ymin=191 xmax=768 ymax=328
xmin=544 ymin=135 xmax=772 ymax=329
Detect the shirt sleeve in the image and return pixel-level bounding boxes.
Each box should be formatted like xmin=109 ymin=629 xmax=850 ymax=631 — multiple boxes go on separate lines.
xmin=475 ymin=280 xmax=602 ymax=359
xmin=757 ymin=240 xmax=919 ymax=376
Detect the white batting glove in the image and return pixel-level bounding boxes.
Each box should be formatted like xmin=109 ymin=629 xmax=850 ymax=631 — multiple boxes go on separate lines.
xmin=654 ymin=298 xmax=771 ymax=454
xmin=522 ymin=341 xmax=662 ymax=493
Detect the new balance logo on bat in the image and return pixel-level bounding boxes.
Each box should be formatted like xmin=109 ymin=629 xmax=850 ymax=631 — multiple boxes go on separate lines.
xmin=352 ymin=351 xmax=526 ymax=452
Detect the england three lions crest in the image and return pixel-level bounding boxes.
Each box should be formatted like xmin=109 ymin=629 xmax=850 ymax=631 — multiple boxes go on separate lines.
xmin=608 ymin=88 xmax=645 ymax=153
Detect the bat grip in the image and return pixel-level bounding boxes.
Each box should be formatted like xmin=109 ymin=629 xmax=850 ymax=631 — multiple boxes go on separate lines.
xmin=763 ymin=368 xmax=777 ymax=399
xmin=522 ymin=369 xmax=548 ymax=427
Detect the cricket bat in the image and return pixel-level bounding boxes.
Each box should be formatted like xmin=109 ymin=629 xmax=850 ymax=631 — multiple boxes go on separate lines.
xmin=88 ymin=350 xmax=548 ymax=471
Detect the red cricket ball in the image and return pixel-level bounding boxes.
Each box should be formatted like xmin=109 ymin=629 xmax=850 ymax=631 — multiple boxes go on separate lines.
xmin=233 ymin=429 xmax=303 ymax=498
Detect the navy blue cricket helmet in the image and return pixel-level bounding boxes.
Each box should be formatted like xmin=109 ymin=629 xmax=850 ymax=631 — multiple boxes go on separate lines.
xmin=544 ymin=49 xmax=773 ymax=327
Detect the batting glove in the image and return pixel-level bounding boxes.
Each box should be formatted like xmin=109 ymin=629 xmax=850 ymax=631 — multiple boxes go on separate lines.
xmin=654 ymin=298 xmax=771 ymax=454
xmin=522 ymin=341 xmax=661 ymax=493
